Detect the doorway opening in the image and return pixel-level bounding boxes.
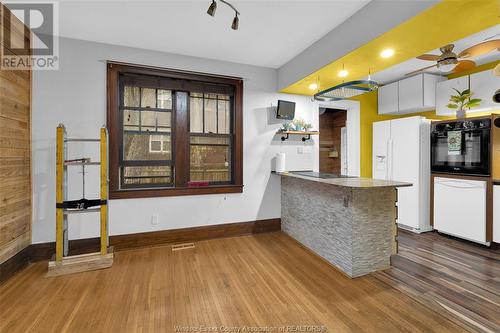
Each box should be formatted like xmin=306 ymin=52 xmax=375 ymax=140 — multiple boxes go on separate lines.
xmin=319 ymin=108 xmax=347 ymax=175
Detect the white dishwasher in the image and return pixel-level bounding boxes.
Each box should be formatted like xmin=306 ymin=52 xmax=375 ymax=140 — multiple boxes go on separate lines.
xmin=434 ymin=177 xmax=487 ymax=244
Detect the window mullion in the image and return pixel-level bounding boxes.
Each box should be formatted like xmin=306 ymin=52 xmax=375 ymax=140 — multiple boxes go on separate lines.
xmin=173 ymin=91 xmax=189 ymax=187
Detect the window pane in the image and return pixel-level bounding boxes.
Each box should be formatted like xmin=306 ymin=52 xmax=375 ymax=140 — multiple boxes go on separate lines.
xmin=190 ymin=135 xmax=231 ymax=182
xmin=204 ymin=98 xmax=217 ymax=134
xmin=124 ymin=86 xmax=140 ymax=107
xmin=157 ymin=90 xmax=172 ymax=109
xmin=217 ymin=99 xmax=230 ymax=134
xmin=141 ymin=88 xmax=156 ymax=108
xmin=190 ymin=95 xmax=203 ymax=133
xmin=123 ymin=109 xmax=140 ymax=131
xmin=123 ymin=166 xmax=172 ymax=186
xmin=138 ymin=110 xmax=171 ymax=132
xmin=150 ymin=141 xmax=162 ymax=152
xmin=157 ymin=111 xmax=171 ymax=132
xmin=123 ymin=133 xmax=172 ymax=160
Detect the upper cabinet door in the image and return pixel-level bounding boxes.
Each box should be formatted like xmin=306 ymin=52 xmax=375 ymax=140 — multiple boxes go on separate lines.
xmin=378 ymin=81 xmax=398 ymax=115
xmin=398 ymin=75 xmax=423 ymax=112
xmin=435 ymin=76 xmax=469 ymax=116
xmin=469 ymin=70 xmax=500 ymax=113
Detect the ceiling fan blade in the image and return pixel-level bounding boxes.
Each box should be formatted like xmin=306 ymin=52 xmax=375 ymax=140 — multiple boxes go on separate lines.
xmin=416 ymin=54 xmax=440 ymax=61
xmin=452 ymin=60 xmax=476 ymax=73
xmin=458 ymin=39 xmax=500 ymax=58
xmin=405 ymin=64 xmax=438 ymax=76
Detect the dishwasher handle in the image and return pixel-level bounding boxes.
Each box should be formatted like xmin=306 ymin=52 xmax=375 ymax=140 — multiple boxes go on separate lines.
xmin=435 ymin=179 xmax=486 ymax=189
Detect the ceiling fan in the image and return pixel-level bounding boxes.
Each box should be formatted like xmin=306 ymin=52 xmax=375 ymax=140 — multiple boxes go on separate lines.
xmin=405 ymin=39 xmax=500 ymax=76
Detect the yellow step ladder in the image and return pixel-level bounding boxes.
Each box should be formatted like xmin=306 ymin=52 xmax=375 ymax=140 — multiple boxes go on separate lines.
xmin=47 ymin=124 xmax=113 ymax=277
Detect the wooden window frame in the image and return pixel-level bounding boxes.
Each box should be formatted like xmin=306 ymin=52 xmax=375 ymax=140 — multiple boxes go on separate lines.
xmin=107 ymin=62 xmax=243 ymax=199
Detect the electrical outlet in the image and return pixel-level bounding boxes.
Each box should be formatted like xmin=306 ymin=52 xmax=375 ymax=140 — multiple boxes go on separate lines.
xmin=151 ymin=215 xmax=159 ymax=225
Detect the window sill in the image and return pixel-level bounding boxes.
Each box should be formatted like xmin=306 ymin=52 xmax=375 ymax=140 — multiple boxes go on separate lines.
xmin=109 ymin=184 xmax=243 ymax=200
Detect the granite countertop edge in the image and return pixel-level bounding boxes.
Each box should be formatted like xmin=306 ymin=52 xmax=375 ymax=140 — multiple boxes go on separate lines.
xmin=273 ymin=172 xmax=413 ymax=188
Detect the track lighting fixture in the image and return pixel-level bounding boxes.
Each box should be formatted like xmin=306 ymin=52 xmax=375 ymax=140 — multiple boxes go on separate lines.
xmin=231 ymin=13 xmax=239 ymax=30
xmin=207 ymin=0 xmax=216 ymax=16
xmin=206 ymin=0 xmax=240 ymax=30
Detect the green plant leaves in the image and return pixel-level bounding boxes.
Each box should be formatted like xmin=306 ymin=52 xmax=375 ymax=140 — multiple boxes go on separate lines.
xmin=448 ymin=89 xmax=481 ymax=110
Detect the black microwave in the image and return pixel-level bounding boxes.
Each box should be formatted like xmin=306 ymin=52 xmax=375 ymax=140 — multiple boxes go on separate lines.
xmin=431 ymin=119 xmax=491 ymax=176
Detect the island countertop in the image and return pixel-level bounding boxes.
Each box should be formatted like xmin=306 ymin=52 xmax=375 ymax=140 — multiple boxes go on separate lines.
xmin=275 ymin=171 xmax=412 ymax=188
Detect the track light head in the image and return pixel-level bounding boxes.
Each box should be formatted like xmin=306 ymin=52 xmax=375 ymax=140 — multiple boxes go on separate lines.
xmin=207 ymin=0 xmax=217 ymax=16
xmin=231 ymin=13 xmax=239 ymax=30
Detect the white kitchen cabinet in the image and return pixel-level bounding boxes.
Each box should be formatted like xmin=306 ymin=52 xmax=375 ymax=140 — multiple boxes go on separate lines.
xmin=378 ymin=74 xmax=443 ymax=115
xmin=494 ymin=185 xmax=500 ymax=243
xmin=398 ymin=74 xmax=443 ymax=113
xmin=436 ymin=76 xmax=469 ymax=116
xmin=378 ymin=81 xmax=398 ymax=115
xmin=469 ymin=70 xmax=500 ymax=113
xmin=433 ymin=177 xmax=487 ymax=244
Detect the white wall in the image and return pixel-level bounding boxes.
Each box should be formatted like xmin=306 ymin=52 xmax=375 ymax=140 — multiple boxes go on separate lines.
xmin=32 ymin=37 xmax=317 ymax=243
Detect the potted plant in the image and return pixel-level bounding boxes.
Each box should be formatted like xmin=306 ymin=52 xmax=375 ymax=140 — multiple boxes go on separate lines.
xmin=303 ymin=122 xmax=313 ymax=132
xmin=292 ymin=118 xmax=306 ymax=131
xmin=447 ymin=88 xmax=481 ymax=119
xmin=279 ymin=122 xmax=292 ymax=132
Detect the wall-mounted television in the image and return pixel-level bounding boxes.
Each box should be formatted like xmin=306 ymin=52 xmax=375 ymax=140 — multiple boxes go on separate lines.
xmin=276 ymin=100 xmax=295 ymax=120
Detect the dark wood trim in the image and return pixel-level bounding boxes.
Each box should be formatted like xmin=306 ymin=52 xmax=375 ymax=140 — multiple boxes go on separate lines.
xmin=29 ymin=237 xmax=102 ymax=263
xmin=109 ymin=184 xmax=243 ymax=199
xmin=430 ymin=173 xmax=493 ymax=242
xmin=0 ymin=246 xmax=30 ymax=284
xmin=109 ymin=218 xmax=280 ymax=251
xmin=174 ymin=91 xmax=189 ymax=187
xmin=107 ymin=62 xmax=244 ymax=199
xmin=2 ymin=219 xmax=280 ymax=276
xmin=233 ymin=79 xmax=244 ymax=186
xmin=107 ymin=63 xmax=120 ymax=192
xmin=107 ymin=62 xmax=243 ymax=85
xmin=487 ymin=180 xmax=493 ymax=241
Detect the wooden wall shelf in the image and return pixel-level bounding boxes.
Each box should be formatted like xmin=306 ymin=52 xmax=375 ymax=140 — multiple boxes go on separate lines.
xmin=278 ymin=131 xmax=319 ymax=142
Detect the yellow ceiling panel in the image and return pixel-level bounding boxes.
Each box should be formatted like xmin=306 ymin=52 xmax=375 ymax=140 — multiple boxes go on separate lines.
xmin=281 ymin=0 xmax=500 ymax=96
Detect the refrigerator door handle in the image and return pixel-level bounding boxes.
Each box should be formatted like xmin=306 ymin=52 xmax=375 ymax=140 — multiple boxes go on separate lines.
xmin=387 ymin=139 xmax=394 ymax=180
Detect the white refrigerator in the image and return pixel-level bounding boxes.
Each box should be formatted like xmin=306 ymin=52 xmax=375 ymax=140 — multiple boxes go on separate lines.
xmin=373 ymin=116 xmax=431 ymax=233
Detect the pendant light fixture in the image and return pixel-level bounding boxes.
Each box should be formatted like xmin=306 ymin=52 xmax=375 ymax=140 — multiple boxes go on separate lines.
xmin=206 ymin=0 xmax=240 ymax=30
xmin=207 ymin=0 xmax=217 ymax=16
xmin=231 ymin=13 xmax=239 ymax=30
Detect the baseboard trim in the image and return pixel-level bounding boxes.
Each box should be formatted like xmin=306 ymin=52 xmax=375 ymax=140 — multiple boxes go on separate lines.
xmin=1 ymin=218 xmax=281 ymax=283
xmin=0 ymin=246 xmax=31 ymax=284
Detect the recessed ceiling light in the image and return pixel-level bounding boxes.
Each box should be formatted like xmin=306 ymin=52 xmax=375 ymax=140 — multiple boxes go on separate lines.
xmin=308 ymin=83 xmax=318 ymax=90
xmin=380 ymin=48 xmax=395 ymax=58
xmin=338 ymin=69 xmax=349 ymax=78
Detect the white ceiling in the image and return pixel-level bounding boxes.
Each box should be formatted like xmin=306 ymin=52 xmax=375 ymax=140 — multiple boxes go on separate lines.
xmin=51 ymin=0 xmax=369 ymax=68
xmin=372 ymin=25 xmax=500 ymax=85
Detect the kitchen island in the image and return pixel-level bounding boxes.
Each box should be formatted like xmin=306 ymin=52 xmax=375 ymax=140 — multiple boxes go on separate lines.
xmin=277 ymin=172 xmax=411 ymax=278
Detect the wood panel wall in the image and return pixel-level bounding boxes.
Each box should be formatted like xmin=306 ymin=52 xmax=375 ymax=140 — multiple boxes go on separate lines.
xmin=0 ymin=4 xmax=32 ymax=264
xmin=319 ymin=109 xmax=346 ymax=174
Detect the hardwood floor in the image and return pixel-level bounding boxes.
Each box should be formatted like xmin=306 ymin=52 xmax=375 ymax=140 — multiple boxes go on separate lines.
xmin=0 ymin=231 xmax=491 ymax=333
xmin=375 ymin=230 xmax=500 ymax=333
